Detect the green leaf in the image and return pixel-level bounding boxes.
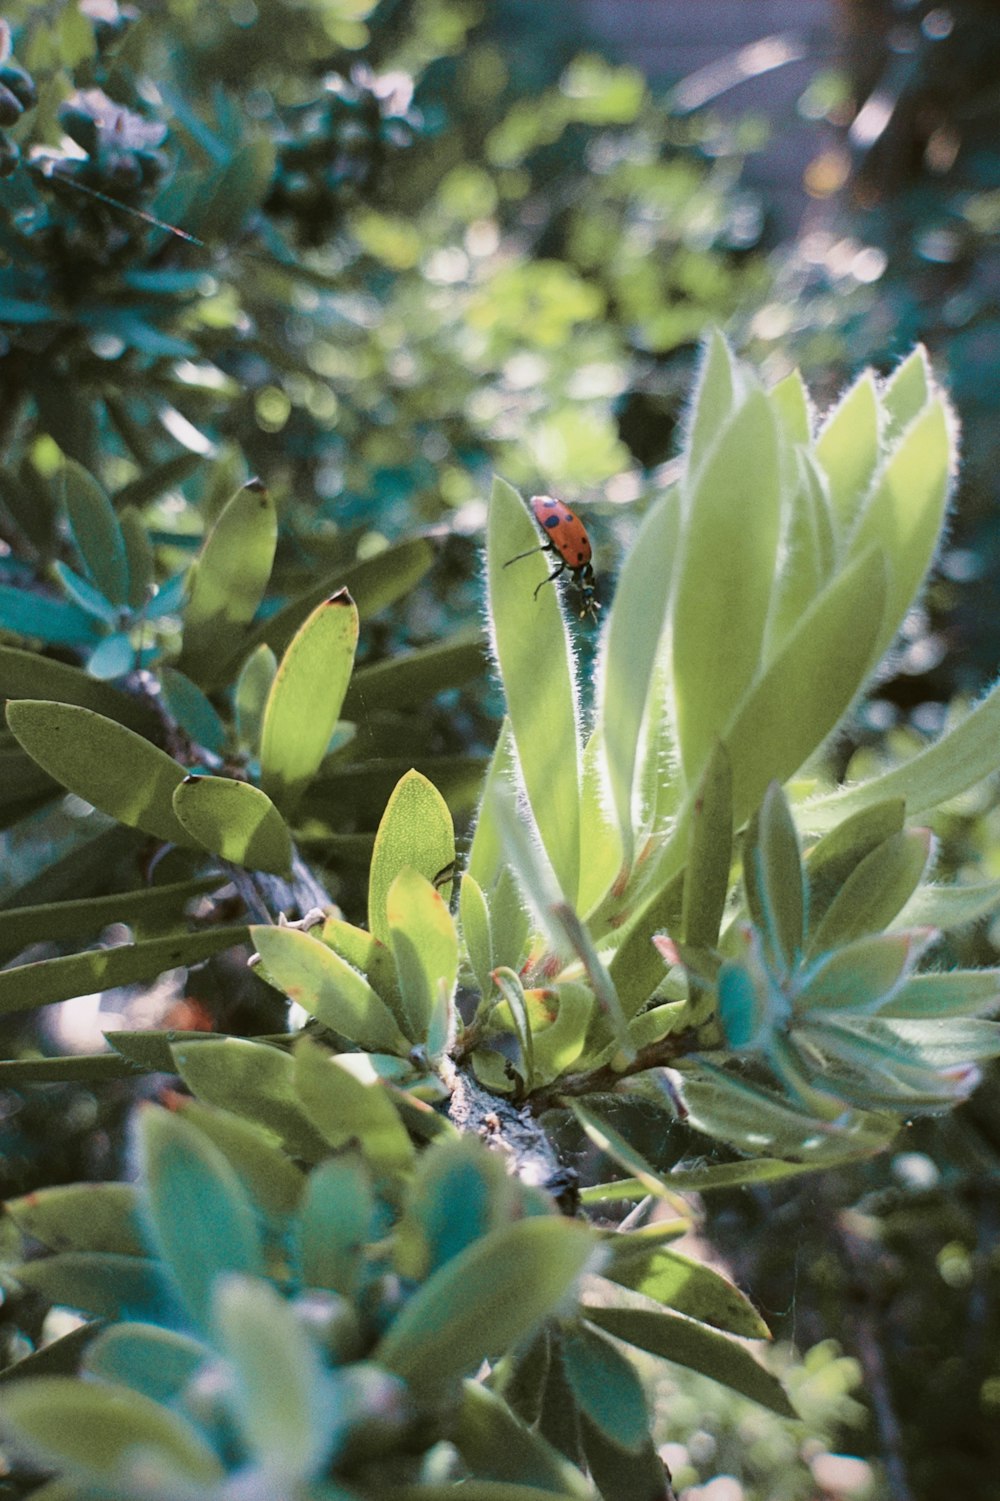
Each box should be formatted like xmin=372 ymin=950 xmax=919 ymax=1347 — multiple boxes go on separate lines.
xmin=488 ymin=477 xmax=581 ymax=903
xmin=672 ymin=388 xmax=780 ymax=783
xmin=52 ymin=562 xmax=118 ymax=626
xmin=0 ymin=875 xmax=217 ymax=961
xmin=561 ymin=1322 xmax=649 ymax=1453
xmin=179 ymin=479 xmax=277 ymax=683
xmin=6 ymin=1183 xmax=144 ymax=1255
xmin=87 ymin=632 xmax=137 ymax=682
xmin=722 ymin=544 xmax=888 ymax=825
xmin=368 ymin=769 xmax=455 ymax=947
xmin=259 ymin=590 xmax=359 ymax=813
xmin=769 ymin=368 xmax=811 ymax=444
xmin=173 ymin=775 xmax=293 ymax=875
xmin=140 ymin=1106 xmax=266 ymax=1331
xmin=234 ymin=642 xmax=276 ymax=752
xmin=0 ymin=1377 xmax=224 ymax=1483
xmin=804 ymin=798 xmax=906 ymax=931
xmin=294 ymin=1156 xmax=374 ymax=1299
xmin=342 ymin=632 xmax=487 ymax=716
xmin=213 ymin=1274 xmax=334 ymax=1477
xmin=743 ymin=782 xmax=805 ymax=972
xmin=805 ymin=680 xmax=1000 ymax=832
xmin=570 ymin=1102 xmax=689 ymax=1204
xmin=6 ymin=699 xmax=196 ymax=845
xmin=896 ymin=877 xmax=1000 ymax=932
xmin=159 ymin=668 xmax=227 ymax=756
xmin=806 ymin=828 xmax=932 ymax=955
xmin=171 ymin=1036 xmax=328 ymax=1163
xmin=579 ymin=1415 xmax=668 ymax=1501
xmin=292 ymin=1035 xmax=415 ymax=1179
xmin=597 ymin=489 xmax=680 ymax=864
xmin=682 ymin=739 xmax=733 ymax=950
xmin=61 ymin=461 xmax=130 ymax=608
xmin=882 ymin=345 xmax=930 ymax=442
xmin=583 ymin=1305 xmax=795 ymax=1417
xmin=686 ymin=328 xmax=739 ymax=475
xmin=880 ymin=970 xmax=1000 ymax=1019
xmin=466 ymin=720 xmax=516 ymax=892
xmin=386 ymin=866 xmax=459 ymax=1052
xmin=0 ymin=584 xmax=102 ymax=646
xmin=317 ymin=916 xmax=401 ymax=1012
xmin=84 ymin=1324 xmax=208 ymax=1403
xmin=0 ymin=644 xmax=159 ymax=735
xmin=171 ymin=1099 xmax=305 ymax=1221
xmin=223 ymin=536 xmax=434 ymax=670
xmin=680 ymin=1067 xmax=895 ymax=1161
xmin=848 ymin=397 xmax=953 ymax=661
xmin=14 ymin=1253 xmax=178 ymax=1325
xmin=252 ymin=924 xmax=408 ymax=1054
xmin=0 ymin=925 xmax=248 ymax=1018
xmin=118 ymin=507 xmax=155 ymax=611
xmin=394 ymin=1135 xmax=518 ymax=1283
xmin=376 ymin=1217 xmax=598 ymax=1396
xmin=765 ymin=453 xmax=837 ymax=657
xmin=459 ymin=873 xmax=493 ymax=998
xmin=795 ymin=930 xmax=932 ymax=1015
xmin=814 ymin=369 xmax=879 ymax=530
xmin=603 ymin=1249 xmax=769 ymax=1339
xmin=452 ymin=1382 xmax=592 ymax=1497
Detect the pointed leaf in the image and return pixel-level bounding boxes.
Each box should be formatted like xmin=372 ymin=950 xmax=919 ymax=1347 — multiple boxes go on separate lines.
xmin=815 ymin=370 xmax=879 ymax=529
xmin=180 ymin=479 xmax=277 ymax=682
xmin=6 ymin=1183 xmax=144 ymax=1256
xmin=61 ymin=461 xmax=130 ymax=607
xmin=804 ymin=798 xmax=906 ymax=931
xmin=368 ymin=769 xmax=455 ymax=947
xmin=460 ymin=873 xmax=493 ymax=998
xmin=882 ymin=346 xmax=930 ymax=441
xmin=597 ymin=489 xmax=680 ymax=863
xmin=582 ymin=1305 xmax=795 ymax=1417
xmin=603 ymin=1249 xmax=769 ymax=1339
xmin=848 ymin=397 xmax=953 ymax=660
xmin=171 ymin=1036 xmax=328 ymax=1163
xmin=686 ymin=328 xmax=739 ymax=474
xmin=881 ymin=969 xmax=1000 ymax=1019
xmin=795 ymin=930 xmax=934 ymax=1015
xmin=342 ymin=632 xmax=487 ymax=715
xmin=672 ymin=388 xmax=781 ymax=782
xmin=807 ymin=828 xmax=932 ymax=955
xmin=452 ymin=1382 xmax=592 ymax=1497
xmin=118 ymin=506 xmax=154 ymax=610
xmin=259 ymin=590 xmax=359 ymax=813
xmin=52 ymin=562 xmax=118 ymax=625
xmin=743 ymin=782 xmax=805 ymax=971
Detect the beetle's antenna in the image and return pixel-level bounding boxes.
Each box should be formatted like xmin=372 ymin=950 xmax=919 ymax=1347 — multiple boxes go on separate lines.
xmin=503 ymin=546 xmax=548 ymax=568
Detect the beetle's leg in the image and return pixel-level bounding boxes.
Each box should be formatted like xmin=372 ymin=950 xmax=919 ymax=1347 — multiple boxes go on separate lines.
xmin=532 ymin=560 xmax=566 ymax=599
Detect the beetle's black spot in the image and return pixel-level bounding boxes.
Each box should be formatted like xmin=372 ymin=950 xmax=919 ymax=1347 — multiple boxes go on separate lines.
xmin=576 ymin=551 xmax=585 ymax=562
xmin=544 ymin=515 xmax=560 ymax=530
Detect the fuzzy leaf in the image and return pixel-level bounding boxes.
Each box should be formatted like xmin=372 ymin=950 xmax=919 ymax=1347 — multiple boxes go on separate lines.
xmin=488 ymin=477 xmax=581 ymax=903
xmin=807 ymin=828 xmax=932 ymax=955
xmin=814 ymin=370 xmax=879 ymax=530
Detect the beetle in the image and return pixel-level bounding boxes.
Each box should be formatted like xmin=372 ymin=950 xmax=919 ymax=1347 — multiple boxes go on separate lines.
xmin=503 ymin=495 xmax=600 ymax=620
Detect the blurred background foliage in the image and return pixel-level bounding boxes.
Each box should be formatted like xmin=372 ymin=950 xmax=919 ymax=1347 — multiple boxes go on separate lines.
xmin=3 ymin=1 xmax=1000 ymax=1497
